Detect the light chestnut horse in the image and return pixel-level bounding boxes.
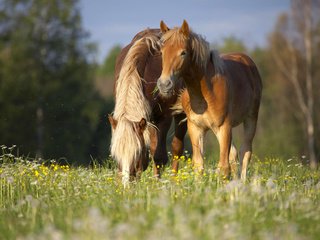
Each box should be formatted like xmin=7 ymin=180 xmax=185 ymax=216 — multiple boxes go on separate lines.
xmin=108 ymin=29 xmax=187 ymax=185
xmin=157 ymin=20 xmax=262 ymax=180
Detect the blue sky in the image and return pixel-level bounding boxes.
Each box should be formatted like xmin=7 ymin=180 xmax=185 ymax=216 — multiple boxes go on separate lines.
xmin=80 ymin=0 xmax=290 ymax=62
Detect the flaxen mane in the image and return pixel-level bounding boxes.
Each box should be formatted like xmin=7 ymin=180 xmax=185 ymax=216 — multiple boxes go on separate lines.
xmin=111 ymin=35 xmax=159 ymax=173
xmin=161 ymin=28 xmax=224 ymax=74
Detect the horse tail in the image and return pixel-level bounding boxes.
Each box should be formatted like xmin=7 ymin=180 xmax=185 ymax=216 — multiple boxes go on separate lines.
xmin=251 ymin=64 xmax=263 ymax=116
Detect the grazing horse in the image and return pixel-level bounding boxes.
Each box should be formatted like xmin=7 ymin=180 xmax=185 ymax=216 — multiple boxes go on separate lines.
xmin=108 ymin=29 xmax=187 ymax=185
xmin=157 ymin=20 xmax=262 ymax=180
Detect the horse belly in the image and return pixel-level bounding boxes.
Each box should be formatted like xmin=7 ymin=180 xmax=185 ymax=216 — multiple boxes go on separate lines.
xmin=230 ymin=81 xmax=254 ymax=127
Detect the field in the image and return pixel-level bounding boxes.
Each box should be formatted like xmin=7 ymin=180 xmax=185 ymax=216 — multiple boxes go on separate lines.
xmin=1 ymin=146 xmax=320 ymax=240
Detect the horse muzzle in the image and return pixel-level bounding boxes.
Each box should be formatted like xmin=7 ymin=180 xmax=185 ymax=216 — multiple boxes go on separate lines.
xmin=157 ymin=78 xmax=174 ymax=98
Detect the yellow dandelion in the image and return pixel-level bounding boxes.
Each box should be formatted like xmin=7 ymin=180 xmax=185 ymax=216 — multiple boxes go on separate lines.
xmin=53 ymin=165 xmax=59 ymax=171
xmin=34 ymin=170 xmax=39 ymax=177
xmin=63 ymin=165 xmax=70 ymax=171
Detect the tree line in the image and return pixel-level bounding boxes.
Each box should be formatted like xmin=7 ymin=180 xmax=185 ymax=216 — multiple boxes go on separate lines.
xmin=0 ymin=0 xmax=319 ymax=167
xmin=0 ymin=0 xmax=113 ymax=164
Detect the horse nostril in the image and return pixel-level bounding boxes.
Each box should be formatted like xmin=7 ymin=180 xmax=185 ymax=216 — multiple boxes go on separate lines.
xmin=157 ymin=79 xmax=173 ymax=92
xmin=165 ymin=80 xmax=173 ymax=89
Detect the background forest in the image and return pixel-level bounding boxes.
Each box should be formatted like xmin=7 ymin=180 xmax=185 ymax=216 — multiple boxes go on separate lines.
xmin=0 ymin=0 xmax=319 ymax=167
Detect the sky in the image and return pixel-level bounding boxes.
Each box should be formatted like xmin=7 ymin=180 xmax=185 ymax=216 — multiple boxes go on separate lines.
xmin=80 ymin=0 xmax=290 ymax=62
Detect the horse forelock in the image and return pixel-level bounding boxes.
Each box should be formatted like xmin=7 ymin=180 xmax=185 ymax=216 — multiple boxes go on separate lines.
xmin=110 ymin=118 xmax=151 ymax=168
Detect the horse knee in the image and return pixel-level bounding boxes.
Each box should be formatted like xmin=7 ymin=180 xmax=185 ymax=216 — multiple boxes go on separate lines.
xmin=171 ymin=136 xmax=184 ymax=156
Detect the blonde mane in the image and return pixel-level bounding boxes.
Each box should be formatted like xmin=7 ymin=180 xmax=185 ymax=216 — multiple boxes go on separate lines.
xmin=161 ymin=28 xmax=224 ymax=74
xmin=111 ymin=35 xmax=160 ymax=180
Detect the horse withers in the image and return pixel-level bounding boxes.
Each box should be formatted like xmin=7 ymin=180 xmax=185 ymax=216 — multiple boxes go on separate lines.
xmin=108 ymin=29 xmax=187 ymax=185
xmin=157 ymin=20 xmax=262 ymax=180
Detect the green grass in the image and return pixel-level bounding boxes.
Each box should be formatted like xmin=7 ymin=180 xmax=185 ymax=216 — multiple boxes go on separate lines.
xmin=1 ymin=146 xmax=320 ymax=240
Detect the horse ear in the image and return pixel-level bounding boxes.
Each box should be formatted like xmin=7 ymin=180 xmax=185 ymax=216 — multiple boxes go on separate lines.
xmin=180 ymin=19 xmax=190 ymax=37
xmin=160 ymin=20 xmax=170 ymax=33
xmin=108 ymin=114 xmax=117 ymax=130
xmin=138 ymin=118 xmax=147 ymax=131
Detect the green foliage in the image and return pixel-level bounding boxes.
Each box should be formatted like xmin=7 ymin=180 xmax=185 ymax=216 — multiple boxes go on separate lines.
xmin=0 ymin=149 xmax=320 ymax=239
xmin=213 ymin=36 xmax=247 ymax=53
xmin=0 ymin=0 xmax=109 ymax=163
xmin=97 ymin=45 xmax=122 ymax=77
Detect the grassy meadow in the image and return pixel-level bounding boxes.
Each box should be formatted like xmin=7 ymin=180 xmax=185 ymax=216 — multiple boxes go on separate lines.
xmin=1 ymin=146 xmax=320 ymax=240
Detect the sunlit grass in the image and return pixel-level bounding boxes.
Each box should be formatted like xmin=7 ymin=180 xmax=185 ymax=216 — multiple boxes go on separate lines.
xmin=0 ymin=145 xmax=320 ymax=239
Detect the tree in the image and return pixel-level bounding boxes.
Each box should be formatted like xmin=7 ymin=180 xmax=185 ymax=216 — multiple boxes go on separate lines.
xmin=97 ymin=45 xmax=122 ymax=77
xmin=213 ymin=36 xmax=247 ymax=53
xmin=94 ymin=45 xmax=121 ymax=99
xmin=269 ymin=0 xmax=320 ymax=168
xmin=0 ymin=0 xmax=105 ymax=163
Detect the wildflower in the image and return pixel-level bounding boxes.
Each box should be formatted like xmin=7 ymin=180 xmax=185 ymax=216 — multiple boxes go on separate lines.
xmin=51 ymin=164 xmax=59 ymax=171
xmin=61 ymin=165 xmax=70 ymax=172
xmin=8 ymin=145 xmax=16 ymax=151
xmin=7 ymin=176 xmax=14 ymax=183
xmin=266 ymin=178 xmax=275 ymax=189
xmin=34 ymin=170 xmax=39 ymax=177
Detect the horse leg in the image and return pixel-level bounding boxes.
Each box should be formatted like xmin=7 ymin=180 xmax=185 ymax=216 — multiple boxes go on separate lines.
xmin=150 ymin=117 xmax=171 ymax=178
xmin=171 ymin=114 xmax=187 ymax=173
xmin=240 ymin=117 xmax=257 ymax=181
xmin=216 ymin=123 xmax=232 ymax=178
xmin=188 ymin=120 xmax=205 ymax=173
xmin=229 ymin=143 xmax=239 ymax=179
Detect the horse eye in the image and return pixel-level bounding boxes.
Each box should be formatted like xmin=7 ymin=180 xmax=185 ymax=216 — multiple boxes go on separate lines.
xmin=180 ymin=50 xmax=187 ymax=56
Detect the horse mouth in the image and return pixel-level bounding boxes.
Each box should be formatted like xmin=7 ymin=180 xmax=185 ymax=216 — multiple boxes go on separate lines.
xmin=160 ymin=90 xmax=173 ymax=98
xmin=158 ymin=89 xmax=174 ymax=98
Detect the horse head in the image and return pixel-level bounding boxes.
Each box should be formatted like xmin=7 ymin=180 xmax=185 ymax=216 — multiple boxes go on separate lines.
xmin=157 ymin=20 xmax=191 ymax=98
xmin=108 ymin=115 xmax=149 ymax=185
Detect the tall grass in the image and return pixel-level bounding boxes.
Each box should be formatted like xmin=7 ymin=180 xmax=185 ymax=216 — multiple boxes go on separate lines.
xmin=0 ymin=146 xmax=319 ymax=239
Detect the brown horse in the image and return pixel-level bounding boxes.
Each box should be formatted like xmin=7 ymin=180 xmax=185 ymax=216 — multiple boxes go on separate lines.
xmin=157 ymin=20 xmax=262 ymax=180
xmin=108 ymin=29 xmax=187 ymax=185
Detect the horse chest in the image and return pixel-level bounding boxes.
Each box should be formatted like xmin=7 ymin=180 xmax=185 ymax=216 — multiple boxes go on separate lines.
xmin=182 ymin=91 xmax=225 ymax=130
xmin=187 ymin=110 xmax=221 ymax=131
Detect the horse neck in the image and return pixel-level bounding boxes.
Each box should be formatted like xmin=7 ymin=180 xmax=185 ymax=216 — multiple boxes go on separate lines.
xmin=183 ymin=60 xmax=210 ymax=107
